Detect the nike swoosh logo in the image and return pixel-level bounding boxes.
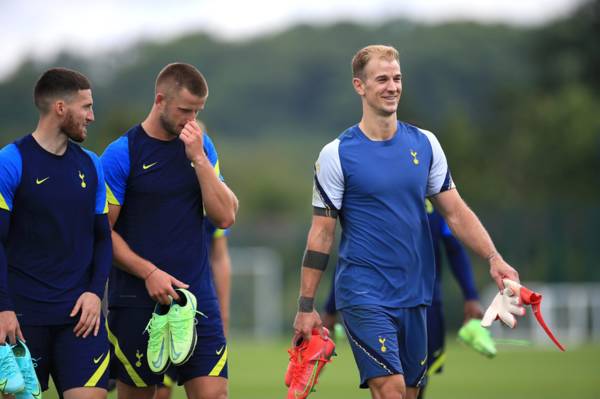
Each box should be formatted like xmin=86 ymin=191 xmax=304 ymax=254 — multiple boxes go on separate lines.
xmin=93 ymin=353 xmax=104 ymax=364
xmin=216 ymin=345 xmax=225 ymax=355
xmin=36 ymin=177 xmax=50 ymax=185
xmin=152 ymin=341 xmax=165 ymax=368
xmin=170 ymin=337 xmax=181 ymax=358
xmin=142 ymin=162 xmax=158 ymax=170
xmin=420 ymin=356 xmax=427 ymax=366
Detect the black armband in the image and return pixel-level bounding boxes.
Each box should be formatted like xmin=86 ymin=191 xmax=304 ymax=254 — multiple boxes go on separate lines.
xmin=298 ymin=296 xmax=315 ymax=313
xmin=302 ymin=250 xmax=330 ymax=271
xmin=313 ymin=207 xmax=338 ymax=218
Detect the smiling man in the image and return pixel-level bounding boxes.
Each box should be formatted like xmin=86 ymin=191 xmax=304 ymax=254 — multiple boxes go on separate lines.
xmin=292 ymin=45 xmax=520 ymax=399
xmin=0 ymin=68 xmax=112 ymax=399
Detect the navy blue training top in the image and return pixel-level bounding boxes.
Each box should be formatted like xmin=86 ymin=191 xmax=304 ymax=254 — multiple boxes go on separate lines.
xmin=0 ymin=134 xmax=110 ymax=325
xmin=101 ymin=125 xmax=221 ymax=309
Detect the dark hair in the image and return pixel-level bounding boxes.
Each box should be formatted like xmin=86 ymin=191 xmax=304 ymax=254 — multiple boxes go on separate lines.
xmin=156 ymin=63 xmax=208 ymax=98
xmin=34 ymin=68 xmax=91 ymax=113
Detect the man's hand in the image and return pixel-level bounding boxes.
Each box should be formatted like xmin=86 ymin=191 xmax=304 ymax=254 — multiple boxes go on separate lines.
xmin=179 ymin=120 xmax=205 ymax=164
xmin=293 ymin=310 xmax=323 ymax=342
xmin=0 ymin=310 xmax=24 ymax=344
xmin=463 ymin=299 xmax=484 ymax=323
xmin=144 ymin=267 xmax=189 ymax=305
xmin=70 ymin=292 xmax=102 ymax=338
xmin=489 ymin=254 xmax=519 ymax=290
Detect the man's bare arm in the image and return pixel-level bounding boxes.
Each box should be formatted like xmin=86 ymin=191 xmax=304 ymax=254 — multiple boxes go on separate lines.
xmin=431 ymin=189 xmax=519 ymax=289
xmin=293 ymin=213 xmax=337 ymax=340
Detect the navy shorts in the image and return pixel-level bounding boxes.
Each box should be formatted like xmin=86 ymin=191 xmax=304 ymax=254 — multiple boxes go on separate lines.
xmin=20 ymin=320 xmax=110 ymax=393
xmin=340 ymin=305 xmax=428 ymax=389
xmin=107 ymin=299 xmax=227 ymax=388
xmin=425 ymin=302 xmax=446 ymax=376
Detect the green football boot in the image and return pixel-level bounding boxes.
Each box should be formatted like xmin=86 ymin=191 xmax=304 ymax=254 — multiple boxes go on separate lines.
xmin=13 ymin=340 xmax=42 ymax=399
xmin=167 ymin=289 xmax=204 ymax=366
xmin=145 ymin=302 xmax=171 ymax=373
xmin=458 ymin=319 xmax=497 ymax=358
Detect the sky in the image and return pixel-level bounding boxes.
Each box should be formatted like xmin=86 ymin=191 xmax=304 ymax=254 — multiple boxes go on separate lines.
xmin=0 ymin=0 xmax=586 ymax=79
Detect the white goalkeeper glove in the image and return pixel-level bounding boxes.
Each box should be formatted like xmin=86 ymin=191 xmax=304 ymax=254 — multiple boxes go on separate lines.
xmin=481 ymin=279 xmax=526 ymax=328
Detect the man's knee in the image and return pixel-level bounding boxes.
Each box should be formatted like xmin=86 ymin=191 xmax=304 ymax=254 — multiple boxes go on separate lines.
xmin=115 ymin=380 xmax=155 ymax=399
xmin=368 ymin=374 xmax=406 ymax=399
xmin=184 ymin=376 xmax=228 ymax=399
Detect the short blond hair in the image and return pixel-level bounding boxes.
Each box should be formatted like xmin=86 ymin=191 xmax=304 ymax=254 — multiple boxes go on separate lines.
xmin=351 ymin=45 xmax=400 ymax=79
xmin=156 ymin=63 xmax=208 ymax=99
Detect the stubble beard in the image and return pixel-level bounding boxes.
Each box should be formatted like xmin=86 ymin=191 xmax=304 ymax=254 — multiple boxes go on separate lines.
xmin=159 ymin=111 xmax=181 ymax=137
xmin=60 ymin=111 xmax=86 ymax=143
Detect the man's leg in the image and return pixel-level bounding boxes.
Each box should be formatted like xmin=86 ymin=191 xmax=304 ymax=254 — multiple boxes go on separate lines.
xmin=155 ymin=386 xmax=172 ymax=399
xmin=50 ymin=322 xmax=110 ymax=399
xmin=17 ymin=325 xmax=51 ymax=396
xmin=63 ymin=387 xmax=107 ymax=399
xmin=340 ymin=306 xmax=404 ymax=394
xmin=106 ymin=308 xmax=164 ymax=399
xmin=395 ymin=307 xmax=428 ymax=398
xmin=184 ymin=376 xmax=227 ymax=399
xmin=115 ymin=380 xmax=155 ymax=399
xmin=368 ymin=374 xmax=407 ymax=399
xmin=177 ymin=299 xmax=228 ymax=399
xmin=154 ymin=367 xmax=177 ymax=399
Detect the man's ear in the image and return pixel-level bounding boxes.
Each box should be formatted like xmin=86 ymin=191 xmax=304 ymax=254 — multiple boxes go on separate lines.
xmin=352 ymin=77 xmax=365 ymax=96
xmin=54 ymin=100 xmax=67 ymax=116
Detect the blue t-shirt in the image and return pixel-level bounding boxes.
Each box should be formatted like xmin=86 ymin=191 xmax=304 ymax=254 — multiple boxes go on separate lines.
xmin=323 ymin=201 xmax=479 ymax=314
xmin=0 ymin=135 xmax=108 ymax=325
xmin=101 ymin=125 xmax=222 ymax=308
xmin=313 ymin=121 xmax=455 ymax=309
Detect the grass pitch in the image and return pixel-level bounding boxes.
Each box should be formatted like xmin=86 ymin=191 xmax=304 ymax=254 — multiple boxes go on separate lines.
xmin=43 ymin=337 xmax=598 ymax=398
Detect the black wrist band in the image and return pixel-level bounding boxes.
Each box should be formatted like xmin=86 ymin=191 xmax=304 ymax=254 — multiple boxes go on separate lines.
xmin=298 ymin=296 xmax=314 ymax=313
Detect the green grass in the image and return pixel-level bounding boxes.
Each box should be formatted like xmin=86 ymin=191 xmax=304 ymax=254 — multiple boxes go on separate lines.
xmin=43 ymin=338 xmax=599 ymax=398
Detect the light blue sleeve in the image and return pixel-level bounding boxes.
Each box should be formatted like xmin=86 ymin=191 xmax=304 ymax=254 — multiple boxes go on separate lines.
xmin=0 ymin=144 xmax=22 ymax=212
xmin=100 ymin=136 xmax=130 ymax=206
xmin=202 ymin=132 xmax=224 ymax=181
xmin=83 ymin=148 xmax=108 ymax=215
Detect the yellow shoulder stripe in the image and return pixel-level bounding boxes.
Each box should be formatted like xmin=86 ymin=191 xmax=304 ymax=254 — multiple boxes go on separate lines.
xmin=425 ymin=198 xmax=434 ymax=214
xmin=105 ymin=184 xmax=121 ymax=206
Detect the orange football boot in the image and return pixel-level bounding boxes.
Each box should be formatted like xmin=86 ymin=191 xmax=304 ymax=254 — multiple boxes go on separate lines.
xmin=285 ymin=327 xmax=336 ymax=399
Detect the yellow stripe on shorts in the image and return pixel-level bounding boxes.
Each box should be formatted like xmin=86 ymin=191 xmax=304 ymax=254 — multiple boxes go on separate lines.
xmin=106 ymin=320 xmax=147 ymax=387
xmin=426 ymin=352 xmax=446 ymax=376
xmin=208 ymin=346 xmax=228 ymax=377
xmin=85 ymin=350 xmax=110 ymax=387
xmin=0 ymin=193 xmax=10 ymax=211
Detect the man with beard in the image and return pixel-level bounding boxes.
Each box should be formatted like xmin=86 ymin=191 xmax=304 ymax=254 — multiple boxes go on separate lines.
xmin=101 ymin=63 xmax=237 ymax=399
xmin=292 ymin=45 xmax=520 ymax=399
xmin=0 ymin=68 xmax=112 ymax=398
